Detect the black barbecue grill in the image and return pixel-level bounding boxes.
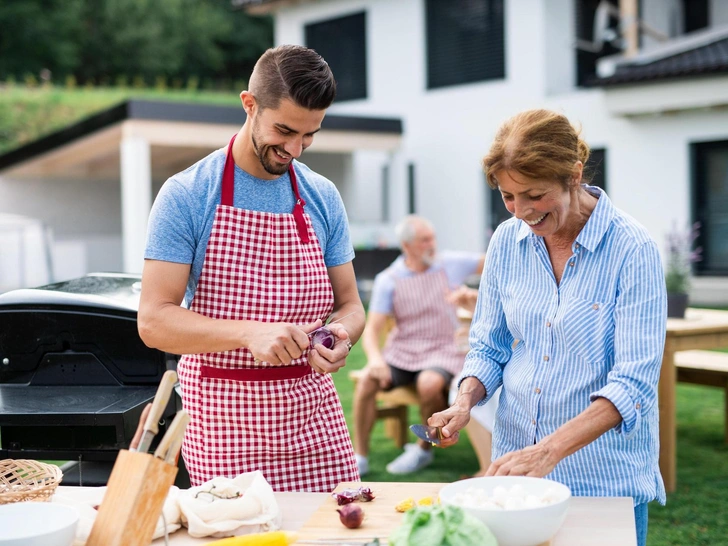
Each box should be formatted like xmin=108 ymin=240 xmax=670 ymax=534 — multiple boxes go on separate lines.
xmin=0 ymin=273 xmax=183 ymax=485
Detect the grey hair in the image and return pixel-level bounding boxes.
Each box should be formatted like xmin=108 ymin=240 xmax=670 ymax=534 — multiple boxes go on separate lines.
xmin=395 ymin=215 xmax=434 ymax=245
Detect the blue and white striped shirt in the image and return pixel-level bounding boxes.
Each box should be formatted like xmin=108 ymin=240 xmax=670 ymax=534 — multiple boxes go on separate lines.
xmin=462 ymin=186 xmax=667 ymax=505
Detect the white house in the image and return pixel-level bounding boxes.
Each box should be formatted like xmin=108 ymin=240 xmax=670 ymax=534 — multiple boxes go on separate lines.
xmin=0 ymin=101 xmax=402 ymax=288
xmin=236 ymin=0 xmax=728 ymax=305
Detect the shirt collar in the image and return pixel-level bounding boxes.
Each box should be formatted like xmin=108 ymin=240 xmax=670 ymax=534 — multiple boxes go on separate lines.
xmin=515 ymin=185 xmax=615 ymax=252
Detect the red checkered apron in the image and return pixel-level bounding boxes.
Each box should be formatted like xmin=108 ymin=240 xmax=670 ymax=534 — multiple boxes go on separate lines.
xmin=177 ymin=134 xmax=359 ymax=492
xmin=383 ymin=269 xmax=465 ymax=375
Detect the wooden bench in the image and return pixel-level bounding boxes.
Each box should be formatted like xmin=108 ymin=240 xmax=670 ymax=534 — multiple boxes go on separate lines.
xmin=675 ymin=350 xmax=728 ymax=443
xmin=348 ymin=369 xmax=419 ymax=448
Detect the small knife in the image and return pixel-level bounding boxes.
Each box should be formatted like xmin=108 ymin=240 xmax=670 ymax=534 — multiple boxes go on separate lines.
xmin=154 ymin=409 xmax=190 ymax=464
xmin=409 ymin=424 xmax=443 ymax=446
xmin=134 ymin=370 xmax=178 ymax=453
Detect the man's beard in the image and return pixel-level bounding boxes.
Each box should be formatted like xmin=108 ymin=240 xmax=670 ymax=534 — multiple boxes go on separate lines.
xmin=251 ymin=124 xmax=290 ymax=176
xmin=421 ymin=251 xmax=436 ymax=267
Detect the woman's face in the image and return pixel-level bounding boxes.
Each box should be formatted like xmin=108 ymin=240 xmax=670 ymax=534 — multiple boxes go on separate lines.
xmin=496 ymin=169 xmax=576 ymax=238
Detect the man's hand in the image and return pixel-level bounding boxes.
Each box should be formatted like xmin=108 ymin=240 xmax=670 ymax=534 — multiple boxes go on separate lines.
xmin=247 ymin=320 xmax=322 ymax=365
xmin=485 ymin=443 xmax=559 ymax=477
xmin=308 ymin=322 xmax=352 ymax=374
xmin=363 ymin=355 xmax=392 ymax=389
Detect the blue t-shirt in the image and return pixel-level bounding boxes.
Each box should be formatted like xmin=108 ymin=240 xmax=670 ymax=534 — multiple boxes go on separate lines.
xmin=368 ymin=251 xmax=483 ymax=315
xmin=145 ymin=149 xmax=354 ymax=305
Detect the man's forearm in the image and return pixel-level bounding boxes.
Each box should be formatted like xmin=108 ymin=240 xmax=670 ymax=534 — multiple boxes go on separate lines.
xmin=138 ymin=303 xmax=249 ymax=355
xmin=539 ymin=397 xmax=622 ymax=463
xmin=329 ymin=302 xmax=366 ymax=344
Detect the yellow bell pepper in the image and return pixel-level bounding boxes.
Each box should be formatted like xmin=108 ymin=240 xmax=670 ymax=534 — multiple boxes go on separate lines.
xmin=394 ymin=497 xmax=415 ymax=512
xmin=204 ymin=531 xmax=299 ymax=546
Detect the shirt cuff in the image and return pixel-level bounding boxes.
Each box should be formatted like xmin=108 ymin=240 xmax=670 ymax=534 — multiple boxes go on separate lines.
xmin=590 ymin=383 xmax=641 ymax=439
xmin=458 ymin=360 xmax=502 ymax=407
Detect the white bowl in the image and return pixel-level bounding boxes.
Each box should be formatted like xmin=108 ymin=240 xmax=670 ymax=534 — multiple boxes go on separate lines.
xmin=0 ymin=502 xmax=79 ymax=546
xmin=439 ymin=476 xmax=571 ymax=546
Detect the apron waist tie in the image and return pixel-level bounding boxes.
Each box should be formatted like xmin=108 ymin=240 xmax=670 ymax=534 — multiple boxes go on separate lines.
xmin=201 ymin=364 xmax=312 ymax=382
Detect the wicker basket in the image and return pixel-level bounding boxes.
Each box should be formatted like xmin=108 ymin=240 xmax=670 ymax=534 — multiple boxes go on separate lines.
xmin=0 ymin=459 xmax=63 ymax=504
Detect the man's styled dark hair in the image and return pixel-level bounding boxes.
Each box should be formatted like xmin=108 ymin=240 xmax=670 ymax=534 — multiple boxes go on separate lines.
xmin=248 ymin=44 xmax=337 ymax=111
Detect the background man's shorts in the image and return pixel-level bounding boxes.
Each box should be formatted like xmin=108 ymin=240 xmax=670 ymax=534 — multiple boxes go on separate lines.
xmin=386 ymin=364 xmax=454 ymax=391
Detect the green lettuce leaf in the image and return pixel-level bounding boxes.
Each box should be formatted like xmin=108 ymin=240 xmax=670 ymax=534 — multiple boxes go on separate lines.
xmin=388 ymin=504 xmax=497 ymax=546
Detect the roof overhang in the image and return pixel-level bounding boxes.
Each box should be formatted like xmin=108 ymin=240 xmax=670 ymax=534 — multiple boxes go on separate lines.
xmin=602 ymin=74 xmax=728 ymax=117
xmin=0 ymin=100 xmax=403 ymax=181
xmin=231 ymin=0 xmax=305 ymax=15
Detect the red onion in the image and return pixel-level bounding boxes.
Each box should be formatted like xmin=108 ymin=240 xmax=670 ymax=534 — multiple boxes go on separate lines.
xmin=337 ymin=503 xmax=364 ymax=528
xmin=309 ymin=326 xmax=336 ymax=349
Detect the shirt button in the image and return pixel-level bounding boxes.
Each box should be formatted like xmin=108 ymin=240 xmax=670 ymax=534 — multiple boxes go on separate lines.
xmin=543 ymin=355 xmax=549 ymax=361
xmin=569 ymin=261 xmax=575 ymax=267
xmin=636 ymin=403 xmax=641 ymax=410
xmin=532 ymin=419 xmax=537 ymax=425
xmin=575 ymin=243 xmax=580 ymax=249
xmin=546 ymin=321 xmax=551 ymax=327
xmin=534 ymin=387 xmax=541 ymax=394
xmin=592 ymin=303 xmax=599 ymax=310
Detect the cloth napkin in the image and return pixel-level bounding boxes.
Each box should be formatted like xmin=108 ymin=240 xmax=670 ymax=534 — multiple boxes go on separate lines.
xmin=178 ymin=471 xmax=281 ymax=538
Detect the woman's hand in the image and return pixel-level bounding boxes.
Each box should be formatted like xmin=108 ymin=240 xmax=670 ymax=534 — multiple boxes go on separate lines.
xmin=308 ymin=322 xmax=352 ymax=375
xmin=486 ymin=442 xmax=560 ymax=477
xmin=427 ymin=400 xmax=471 ymax=448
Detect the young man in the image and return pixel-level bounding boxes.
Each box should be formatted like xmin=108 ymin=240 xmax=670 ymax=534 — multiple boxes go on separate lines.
xmin=138 ymin=45 xmax=364 ymax=492
xmin=353 ymin=215 xmax=485 ymax=475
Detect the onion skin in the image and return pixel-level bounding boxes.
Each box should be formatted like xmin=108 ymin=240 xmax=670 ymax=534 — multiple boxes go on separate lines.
xmin=310 ymin=327 xmax=336 ymax=349
xmin=337 ymin=503 xmax=364 ymax=529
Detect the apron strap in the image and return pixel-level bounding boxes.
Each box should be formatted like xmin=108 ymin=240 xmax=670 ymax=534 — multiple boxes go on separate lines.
xmin=221 ymin=133 xmax=236 ymax=207
xmin=221 ymin=133 xmax=309 ymax=243
xmin=288 ymin=164 xmax=310 ymax=243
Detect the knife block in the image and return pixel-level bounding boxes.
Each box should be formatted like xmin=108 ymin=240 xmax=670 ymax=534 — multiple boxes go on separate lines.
xmin=86 ymin=449 xmax=177 ymax=546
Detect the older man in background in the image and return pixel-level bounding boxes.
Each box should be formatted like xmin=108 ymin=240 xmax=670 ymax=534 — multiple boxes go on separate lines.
xmin=352 ymin=215 xmax=485 ymax=475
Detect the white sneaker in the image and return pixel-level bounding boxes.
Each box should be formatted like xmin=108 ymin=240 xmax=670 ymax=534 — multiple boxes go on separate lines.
xmin=386 ymin=443 xmax=434 ymax=474
xmin=355 ymin=454 xmax=369 ymax=477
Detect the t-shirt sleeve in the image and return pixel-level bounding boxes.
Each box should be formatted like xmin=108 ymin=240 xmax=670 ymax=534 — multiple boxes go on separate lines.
xmin=367 ymin=270 xmax=396 ymax=315
xmin=144 ymin=178 xmax=197 ymax=264
xmin=321 ymin=184 xmax=355 ymax=267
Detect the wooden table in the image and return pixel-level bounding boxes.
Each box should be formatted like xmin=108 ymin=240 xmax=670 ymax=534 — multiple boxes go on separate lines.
xmin=56 ymin=484 xmax=636 ymax=545
xmin=661 ymin=308 xmax=728 ymax=493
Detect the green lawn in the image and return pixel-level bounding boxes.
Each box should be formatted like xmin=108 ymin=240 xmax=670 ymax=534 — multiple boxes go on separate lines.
xmin=334 ymin=343 xmax=728 ymax=546
xmin=0 ymin=85 xmax=241 ymax=154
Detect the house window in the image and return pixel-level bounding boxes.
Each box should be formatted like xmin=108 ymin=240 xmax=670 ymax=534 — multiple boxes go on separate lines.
xmin=693 ymin=140 xmax=728 ymax=276
xmin=488 ymin=148 xmax=607 ymax=232
xmin=683 ymin=0 xmax=709 ymax=33
xmin=305 ymin=12 xmax=367 ymax=102
xmin=587 ymin=148 xmax=607 ymax=191
xmin=425 ymin=0 xmax=505 ymax=90
xmin=575 ymin=0 xmax=623 ymax=86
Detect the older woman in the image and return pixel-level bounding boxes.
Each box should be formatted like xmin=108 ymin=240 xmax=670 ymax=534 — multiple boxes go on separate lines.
xmin=430 ymin=109 xmax=666 ymax=546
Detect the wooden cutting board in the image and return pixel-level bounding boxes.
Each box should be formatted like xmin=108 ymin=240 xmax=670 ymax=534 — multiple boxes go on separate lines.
xmin=296 ymin=481 xmax=551 ymax=545
xmin=296 ymin=481 xmax=444 ymax=542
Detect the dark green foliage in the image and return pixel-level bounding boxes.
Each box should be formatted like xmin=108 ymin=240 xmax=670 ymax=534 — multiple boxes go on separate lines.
xmin=0 ymin=0 xmax=272 ymax=85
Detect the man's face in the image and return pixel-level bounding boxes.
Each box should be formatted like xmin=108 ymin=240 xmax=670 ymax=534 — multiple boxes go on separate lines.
xmin=405 ymin=223 xmax=437 ymax=267
xmin=250 ymin=98 xmax=326 ymax=176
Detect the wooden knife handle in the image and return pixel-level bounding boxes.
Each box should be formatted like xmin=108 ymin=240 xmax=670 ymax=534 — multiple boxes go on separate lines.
xmin=154 ymin=410 xmax=190 ymax=461
xmin=144 ymin=370 xmax=178 ymax=436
